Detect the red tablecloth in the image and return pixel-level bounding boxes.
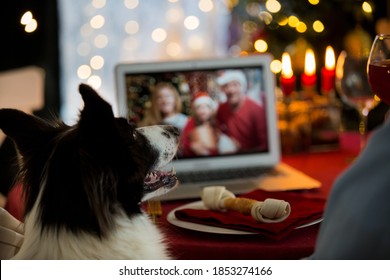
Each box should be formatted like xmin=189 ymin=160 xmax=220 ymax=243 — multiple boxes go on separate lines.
xmin=4 ymin=133 xmax=360 ymax=259
xmin=157 ymin=138 xmax=358 ymax=260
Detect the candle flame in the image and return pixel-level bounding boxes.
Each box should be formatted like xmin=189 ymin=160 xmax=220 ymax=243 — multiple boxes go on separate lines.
xmin=325 ymin=46 xmax=335 ymax=70
xmin=304 ymin=48 xmax=316 ymax=75
xmin=281 ymin=52 xmax=293 ymax=78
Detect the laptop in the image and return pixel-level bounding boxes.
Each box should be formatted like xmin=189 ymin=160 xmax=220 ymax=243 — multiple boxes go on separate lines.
xmin=115 ymin=55 xmax=319 ymax=200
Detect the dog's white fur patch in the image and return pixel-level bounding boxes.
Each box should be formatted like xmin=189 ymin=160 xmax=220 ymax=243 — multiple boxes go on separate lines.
xmin=14 ymin=197 xmax=170 ymax=259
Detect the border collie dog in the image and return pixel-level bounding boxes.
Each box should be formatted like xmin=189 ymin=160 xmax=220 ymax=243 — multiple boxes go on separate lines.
xmin=0 ymin=84 xmax=179 ymax=259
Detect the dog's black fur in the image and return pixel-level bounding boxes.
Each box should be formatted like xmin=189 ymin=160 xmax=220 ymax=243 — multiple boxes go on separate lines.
xmin=0 ymin=84 xmax=179 ymax=242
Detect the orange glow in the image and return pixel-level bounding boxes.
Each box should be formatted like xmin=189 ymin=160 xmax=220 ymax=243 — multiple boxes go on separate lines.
xmin=304 ymin=48 xmax=316 ymax=75
xmin=281 ymin=52 xmax=293 ymax=78
xmin=325 ymin=45 xmax=335 ymax=70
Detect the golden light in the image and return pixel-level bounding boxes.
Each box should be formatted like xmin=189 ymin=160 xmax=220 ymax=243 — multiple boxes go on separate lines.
xmin=277 ymin=14 xmax=288 ymax=26
xmin=308 ymin=0 xmax=320 ymax=5
xmin=362 ymin=2 xmax=373 ymax=13
xmin=21 ymin=11 xmax=38 ymax=33
xmin=199 ymin=0 xmax=214 ymax=12
xmin=25 ymin=19 xmax=38 ymax=33
xmin=90 ymin=15 xmax=105 ymax=29
xmin=92 ymin=0 xmax=106 ymax=9
xmin=335 ymin=50 xmax=346 ymax=81
xmin=151 ymin=28 xmax=167 ymax=42
xmin=313 ymin=20 xmax=325 ymax=33
xmin=254 ymin=39 xmax=268 ymax=52
xmin=21 ymin=11 xmax=33 ymax=25
xmin=281 ymin=52 xmax=293 ymax=78
xmin=166 ymin=42 xmax=182 ymax=57
xmin=90 ymin=55 xmax=105 ymax=70
xmin=77 ymin=65 xmax=92 ymax=79
xmin=87 ymin=75 xmax=102 ymax=89
xmin=304 ymin=49 xmax=316 ymax=75
xmin=125 ymin=20 xmax=139 ymax=34
xmin=265 ymin=0 xmax=281 ymax=13
xmin=184 ymin=16 xmax=200 ymax=30
xmin=288 ymin=16 xmax=299 ymax=28
xmin=124 ymin=0 xmax=139 ymax=9
xmin=296 ymin=22 xmax=307 ymax=33
xmin=270 ymin=59 xmax=282 ymax=74
xmin=325 ymin=46 xmax=335 ymax=70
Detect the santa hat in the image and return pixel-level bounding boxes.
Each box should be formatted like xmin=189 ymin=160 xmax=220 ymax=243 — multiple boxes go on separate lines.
xmin=216 ymin=70 xmax=247 ymax=92
xmin=192 ymin=92 xmax=217 ymax=110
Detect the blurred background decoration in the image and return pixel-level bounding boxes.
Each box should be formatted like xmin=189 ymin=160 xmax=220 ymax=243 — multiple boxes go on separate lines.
xmin=0 ymin=0 xmax=388 ymax=126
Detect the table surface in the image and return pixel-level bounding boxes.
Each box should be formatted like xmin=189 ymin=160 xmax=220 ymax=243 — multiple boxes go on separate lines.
xmin=156 ymin=137 xmax=359 ymax=260
xmin=4 ymin=133 xmax=361 ymax=260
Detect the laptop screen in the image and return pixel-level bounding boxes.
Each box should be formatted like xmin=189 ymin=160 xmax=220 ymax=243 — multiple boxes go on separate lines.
xmin=115 ymin=55 xmax=280 ymax=172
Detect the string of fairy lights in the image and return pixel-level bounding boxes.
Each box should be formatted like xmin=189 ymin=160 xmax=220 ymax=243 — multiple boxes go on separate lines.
xmin=57 ymin=0 xmax=231 ymax=124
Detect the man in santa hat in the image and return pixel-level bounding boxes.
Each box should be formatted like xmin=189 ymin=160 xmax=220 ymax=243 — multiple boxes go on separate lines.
xmin=216 ymin=70 xmax=268 ymax=152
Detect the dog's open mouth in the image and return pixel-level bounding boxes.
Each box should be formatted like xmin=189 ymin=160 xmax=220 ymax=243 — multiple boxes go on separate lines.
xmin=143 ymin=168 xmax=178 ymax=194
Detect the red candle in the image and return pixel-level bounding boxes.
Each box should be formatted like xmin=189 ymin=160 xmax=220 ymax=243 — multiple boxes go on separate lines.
xmin=301 ymin=48 xmax=317 ymax=89
xmin=280 ymin=52 xmax=296 ymax=97
xmin=321 ymin=46 xmax=336 ymax=93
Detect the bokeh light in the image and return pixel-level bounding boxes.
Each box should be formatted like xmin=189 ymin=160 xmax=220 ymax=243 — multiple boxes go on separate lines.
xmin=184 ymin=16 xmax=200 ymax=30
xmin=90 ymin=15 xmax=105 ymax=29
xmin=254 ymin=39 xmax=268 ymax=52
xmin=90 ymin=55 xmax=105 ymax=70
xmin=124 ymin=0 xmax=139 ymax=9
xmin=77 ymin=65 xmax=92 ymax=79
xmin=313 ymin=20 xmax=324 ymax=32
xmin=151 ymin=28 xmax=167 ymax=42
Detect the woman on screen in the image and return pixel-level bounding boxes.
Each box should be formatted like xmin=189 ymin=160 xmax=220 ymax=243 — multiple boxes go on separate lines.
xmin=140 ymin=82 xmax=188 ymax=131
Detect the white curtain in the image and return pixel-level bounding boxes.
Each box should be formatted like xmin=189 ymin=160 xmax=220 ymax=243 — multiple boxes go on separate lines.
xmin=58 ymin=0 xmax=231 ymax=124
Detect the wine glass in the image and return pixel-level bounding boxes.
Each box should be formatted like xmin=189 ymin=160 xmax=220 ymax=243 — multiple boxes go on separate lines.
xmin=367 ymin=34 xmax=390 ymax=106
xmin=335 ymin=50 xmax=378 ymax=150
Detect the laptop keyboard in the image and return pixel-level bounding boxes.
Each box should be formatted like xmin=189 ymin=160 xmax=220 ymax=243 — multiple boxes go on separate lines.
xmin=178 ymin=166 xmax=272 ymax=184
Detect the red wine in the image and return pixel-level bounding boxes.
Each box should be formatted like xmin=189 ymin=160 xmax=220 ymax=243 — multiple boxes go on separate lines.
xmin=368 ymin=61 xmax=390 ymax=105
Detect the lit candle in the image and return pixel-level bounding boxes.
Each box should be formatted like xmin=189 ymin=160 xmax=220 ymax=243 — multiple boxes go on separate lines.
xmin=279 ymin=52 xmax=296 ymax=97
xmin=321 ymin=45 xmax=336 ymax=93
xmin=301 ymin=48 xmax=317 ymax=90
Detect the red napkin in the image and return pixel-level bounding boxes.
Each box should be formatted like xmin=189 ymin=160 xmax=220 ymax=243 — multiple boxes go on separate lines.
xmin=174 ymin=189 xmax=325 ymax=239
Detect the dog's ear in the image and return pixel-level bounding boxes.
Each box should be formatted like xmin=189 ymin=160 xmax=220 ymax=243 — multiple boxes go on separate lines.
xmin=0 ymin=109 xmax=55 ymax=155
xmin=78 ymin=84 xmax=117 ymax=143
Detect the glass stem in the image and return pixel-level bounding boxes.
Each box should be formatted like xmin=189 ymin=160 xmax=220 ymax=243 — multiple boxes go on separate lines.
xmin=359 ymin=110 xmax=368 ymax=150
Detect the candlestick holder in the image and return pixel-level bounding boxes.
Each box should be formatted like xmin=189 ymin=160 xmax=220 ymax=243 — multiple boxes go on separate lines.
xmin=308 ymin=91 xmax=341 ymax=151
xmin=277 ymin=92 xmax=311 ymax=154
xmin=277 ymin=88 xmax=341 ymax=154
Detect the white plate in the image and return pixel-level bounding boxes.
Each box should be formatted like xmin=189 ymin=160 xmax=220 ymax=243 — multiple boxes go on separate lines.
xmin=167 ymin=200 xmax=323 ymax=235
